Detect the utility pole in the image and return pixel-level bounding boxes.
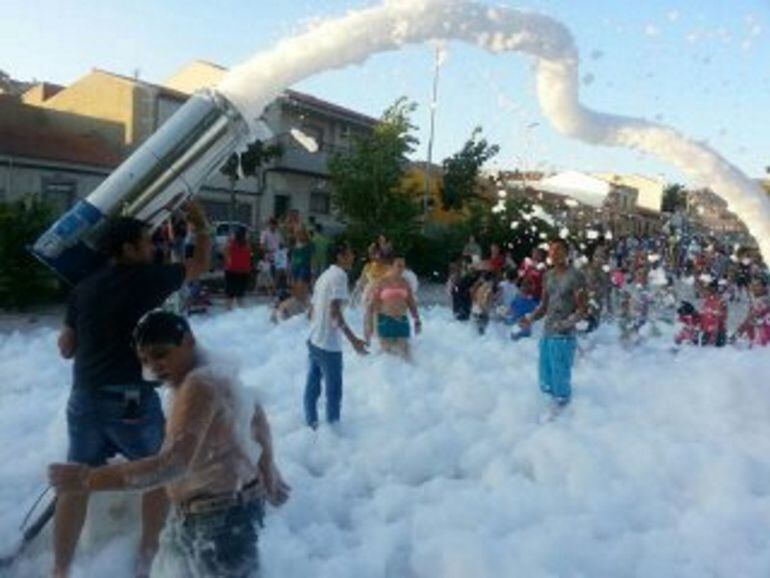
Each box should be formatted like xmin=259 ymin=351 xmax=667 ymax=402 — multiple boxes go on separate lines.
xmin=424 ymin=45 xmax=442 ymax=220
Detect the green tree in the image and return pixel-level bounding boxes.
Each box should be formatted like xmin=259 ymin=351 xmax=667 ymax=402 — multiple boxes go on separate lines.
xmin=220 ymin=139 xmax=283 ymax=222
xmin=0 ymin=196 xmax=59 ymax=309
xmin=661 ymin=183 xmax=686 ymax=213
xmin=440 ymin=127 xmax=500 ymax=211
xmin=466 ymin=192 xmax=557 ymax=263
xmin=329 ymin=97 xmax=421 ymax=250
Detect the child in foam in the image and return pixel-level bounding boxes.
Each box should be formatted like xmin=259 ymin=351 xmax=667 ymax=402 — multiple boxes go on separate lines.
xmin=496 ymin=269 xmax=520 ymax=317
xmin=365 ymin=255 xmax=421 ymax=359
xmin=675 ymin=301 xmax=701 ymax=346
xmin=351 ymin=243 xmax=389 ymax=309
xmin=508 ymin=275 xmax=540 ymax=340
xmin=255 ymin=254 xmax=275 ymax=296
xmin=699 ymin=279 xmax=728 ymax=347
xmin=470 ymin=272 xmax=498 ymax=336
xmin=735 ymin=276 xmax=770 ymax=347
xmin=618 ymin=268 xmax=659 ymax=344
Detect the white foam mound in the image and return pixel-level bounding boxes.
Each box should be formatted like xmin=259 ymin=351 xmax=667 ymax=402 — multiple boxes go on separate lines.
xmin=2 ymin=307 xmax=770 ymax=577
xmin=217 ymin=0 xmax=770 ymax=262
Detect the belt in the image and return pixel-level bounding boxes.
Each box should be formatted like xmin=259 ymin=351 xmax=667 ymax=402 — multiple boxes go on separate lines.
xmin=178 ymin=480 xmax=264 ymax=516
xmin=94 ymin=386 xmax=154 ymax=402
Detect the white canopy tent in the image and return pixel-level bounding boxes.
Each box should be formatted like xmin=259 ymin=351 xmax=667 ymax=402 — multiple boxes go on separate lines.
xmin=536 ymin=170 xmax=611 ymax=208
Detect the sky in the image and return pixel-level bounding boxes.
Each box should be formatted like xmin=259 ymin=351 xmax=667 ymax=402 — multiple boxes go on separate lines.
xmin=2 ymin=0 xmax=769 ymax=184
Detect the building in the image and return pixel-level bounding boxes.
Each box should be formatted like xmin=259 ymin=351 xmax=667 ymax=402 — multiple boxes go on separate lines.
xmin=165 ymin=60 xmax=378 ymax=230
xmin=2 ymin=60 xmax=378 ymax=232
xmin=521 ymin=170 xmax=664 ymax=237
xmin=686 ymin=188 xmax=748 ymax=238
xmin=0 ymin=95 xmax=122 ymax=213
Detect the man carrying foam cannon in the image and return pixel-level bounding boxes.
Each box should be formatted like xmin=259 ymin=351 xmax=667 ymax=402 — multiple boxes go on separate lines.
xmin=51 ymin=202 xmax=211 ymax=578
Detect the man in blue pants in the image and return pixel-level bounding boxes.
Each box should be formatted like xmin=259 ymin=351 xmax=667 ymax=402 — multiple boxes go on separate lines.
xmin=304 ymin=241 xmax=368 ymax=428
xmin=520 ymin=238 xmax=587 ymax=409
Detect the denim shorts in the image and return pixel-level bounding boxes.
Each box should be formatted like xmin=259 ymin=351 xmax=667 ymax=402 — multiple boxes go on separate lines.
xmin=66 ymin=386 xmax=165 ymax=466
xmin=159 ymin=500 xmax=264 ymax=578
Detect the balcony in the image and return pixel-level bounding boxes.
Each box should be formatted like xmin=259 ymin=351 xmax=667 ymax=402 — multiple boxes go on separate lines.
xmin=270 ymin=134 xmax=352 ymax=177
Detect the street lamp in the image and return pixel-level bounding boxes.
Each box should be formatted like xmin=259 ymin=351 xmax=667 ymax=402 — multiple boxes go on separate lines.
xmin=424 ymin=45 xmax=443 ymax=221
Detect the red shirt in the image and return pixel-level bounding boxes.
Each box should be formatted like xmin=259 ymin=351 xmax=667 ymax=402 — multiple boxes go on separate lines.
xmin=519 ymin=262 xmax=544 ymax=300
xmin=700 ymin=294 xmax=727 ymax=335
xmin=225 ymin=241 xmax=252 ymax=273
xmin=489 ymin=254 xmax=505 ymax=273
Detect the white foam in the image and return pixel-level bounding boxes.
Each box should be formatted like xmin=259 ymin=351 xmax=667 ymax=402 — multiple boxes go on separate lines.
xmin=3 ymin=307 xmax=770 ymax=577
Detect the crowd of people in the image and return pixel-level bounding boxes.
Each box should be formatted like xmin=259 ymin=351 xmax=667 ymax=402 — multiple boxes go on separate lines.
xmin=42 ymin=200 xmax=768 ymax=577
xmin=448 ymin=232 xmax=769 ymax=350
xmin=146 ymin=209 xmax=333 ymax=316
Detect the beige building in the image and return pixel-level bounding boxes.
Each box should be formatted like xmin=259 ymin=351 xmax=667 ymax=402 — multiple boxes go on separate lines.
xmin=3 ymin=60 xmax=378 ymax=232
xmin=0 ymin=94 xmax=121 ymax=212
xmin=686 ymin=188 xmax=748 ymax=237
xmin=526 ymin=170 xmax=663 ymax=237
xmin=164 ymin=60 xmax=377 ymax=230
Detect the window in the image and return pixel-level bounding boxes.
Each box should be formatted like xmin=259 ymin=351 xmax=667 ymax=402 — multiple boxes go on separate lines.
xmin=310 ymin=192 xmax=331 ymax=215
xmin=274 ymin=194 xmax=290 ymax=219
xmin=42 ymin=177 xmax=77 ymax=214
xmin=200 ymin=200 xmax=252 ymax=226
xmin=300 ymin=124 xmax=324 ymax=151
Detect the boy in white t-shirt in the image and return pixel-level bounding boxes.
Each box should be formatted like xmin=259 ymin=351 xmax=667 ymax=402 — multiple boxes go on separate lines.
xmin=304 ymin=241 xmax=368 ymax=428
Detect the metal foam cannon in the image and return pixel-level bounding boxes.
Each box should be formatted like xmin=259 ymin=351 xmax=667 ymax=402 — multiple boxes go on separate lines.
xmin=31 ymin=89 xmax=250 ymax=285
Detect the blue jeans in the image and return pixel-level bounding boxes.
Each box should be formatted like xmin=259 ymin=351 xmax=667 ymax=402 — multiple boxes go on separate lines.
xmin=67 ymin=386 xmax=165 ymax=466
xmin=160 ymin=500 xmax=264 ymax=578
xmin=538 ymin=336 xmax=577 ymax=403
xmin=304 ymin=341 xmax=343 ymax=426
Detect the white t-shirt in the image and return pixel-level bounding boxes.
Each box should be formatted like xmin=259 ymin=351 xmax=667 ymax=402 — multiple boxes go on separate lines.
xmin=402 ymin=269 xmax=419 ymax=300
xmin=309 ymin=265 xmax=350 ymax=351
xmin=274 ymin=248 xmax=289 ymax=270
xmin=499 ymin=280 xmax=519 ymax=308
xmin=260 ymin=228 xmax=282 ymax=254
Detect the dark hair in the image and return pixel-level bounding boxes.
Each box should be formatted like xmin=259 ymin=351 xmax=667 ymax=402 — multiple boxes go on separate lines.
xmin=234 ymin=226 xmax=247 ymax=245
xmin=99 ymin=217 xmax=147 ymax=258
xmin=330 ymin=240 xmax=351 ymax=263
xmin=677 ymin=301 xmax=697 ymax=317
xmin=133 ymin=310 xmax=191 ymax=347
xmin=549 ymin=237 xmax=569 ymax=252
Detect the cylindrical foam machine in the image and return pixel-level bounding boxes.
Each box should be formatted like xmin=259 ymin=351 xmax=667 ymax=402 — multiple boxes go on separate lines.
xmin=31 ymin=89 xmax=250 ymax=285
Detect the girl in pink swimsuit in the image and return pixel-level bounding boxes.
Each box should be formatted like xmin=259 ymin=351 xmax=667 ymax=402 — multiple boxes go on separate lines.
xmin=365 ymin=255 xmax=421 ymax=359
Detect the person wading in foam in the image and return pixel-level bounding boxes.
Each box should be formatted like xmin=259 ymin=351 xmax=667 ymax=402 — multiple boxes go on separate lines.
xmin=520 ymin=238 xmax=587 ymax=418
xmin=304 ymin=241 xmax=368 ymax=429
xmin=50 ymin=311 xmax=290 ymax=578
xmin=52 ymin=202 xmax=210 ymax=578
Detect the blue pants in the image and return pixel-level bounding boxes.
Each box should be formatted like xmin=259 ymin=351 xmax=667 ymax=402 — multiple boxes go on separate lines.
xmin=304 ymin=342 xmax=343 ymax=426
xmin=538 ymin=336 xmax=577 ymax=403
xmin=67 ymin=386 xmax=165 ymax=466
xmin=160 ymin=500 xmax=264 ymax=578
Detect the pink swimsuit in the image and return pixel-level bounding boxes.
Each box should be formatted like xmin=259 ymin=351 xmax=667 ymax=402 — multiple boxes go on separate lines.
xmin=379 ymin=286 xmax=409 ymax=302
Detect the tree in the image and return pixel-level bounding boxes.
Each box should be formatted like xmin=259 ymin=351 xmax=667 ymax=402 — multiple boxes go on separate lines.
xmin=0 ymin=196 xmax=59 ymax=309
xmin=329 ymin=97 xmax=421 ymax=249
xmin=466 ymin=192 xmax=557 ymax=262
xmin=220 ymin=139 xmax=283 ymax=223
xmin=440 ymin=127 xmax=500 ymax=211
xmin=661 ymin=183 xmax=686 ymax=213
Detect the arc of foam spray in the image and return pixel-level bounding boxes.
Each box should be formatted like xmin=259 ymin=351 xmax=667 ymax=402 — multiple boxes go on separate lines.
xmin=218 ymin=0 xmax=770 ymax=261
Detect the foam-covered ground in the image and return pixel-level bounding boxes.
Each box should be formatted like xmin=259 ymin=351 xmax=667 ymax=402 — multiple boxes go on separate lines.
xmin=2 ymin=305 xmax=770 ymax=577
